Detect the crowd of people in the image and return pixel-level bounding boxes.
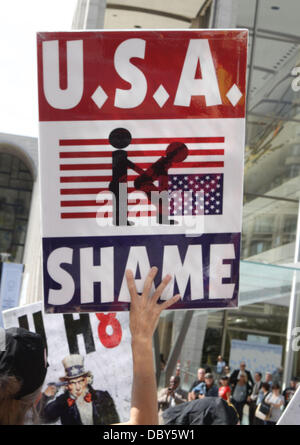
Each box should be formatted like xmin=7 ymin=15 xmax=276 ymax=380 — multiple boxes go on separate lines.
xmin=158 ymin=357 xmax=299 ymax=425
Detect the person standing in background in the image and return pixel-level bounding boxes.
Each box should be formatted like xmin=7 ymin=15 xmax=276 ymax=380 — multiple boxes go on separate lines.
xmin=264 ymin=383 xmax=284 ymax=425
xmin=218 ymin=376 xmax=231 ymax=402
xmin=188 ymin=368 xmax=206 ymax=401
xmin=282 ymin=377 xmax=298 ymax=409
xmin=231 ymin=372 xmax=251 ymax=423
xmin=216 ymin=356 xmax=226 ymax=379
xmin=192 ymin=373 xmax=219 ymax=399
xmin=230 ymin=362 xmax=254 ymax=392
xmin=248 ymin=372 xmax=262 ymax=425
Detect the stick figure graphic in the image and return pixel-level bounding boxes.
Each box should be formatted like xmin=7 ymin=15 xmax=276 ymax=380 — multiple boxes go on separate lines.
xmin=109 ymin=128 xmax=135 ymax=226
xmin=134 ymin=142 xmax=188 ymax=224
xmin=108 ymin=128 xmax=188 ymax=225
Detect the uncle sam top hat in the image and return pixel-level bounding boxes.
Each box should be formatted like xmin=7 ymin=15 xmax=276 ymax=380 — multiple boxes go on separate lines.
xmin=59 ymin=354 xmax=91 ymax=381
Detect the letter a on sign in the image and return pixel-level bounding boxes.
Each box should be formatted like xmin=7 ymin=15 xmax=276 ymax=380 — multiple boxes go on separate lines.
xmin=37 ymin=29 xmax=248 ymax=314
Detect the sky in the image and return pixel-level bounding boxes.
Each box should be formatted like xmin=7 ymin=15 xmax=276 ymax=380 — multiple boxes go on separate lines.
xmin=0 ymin=0 xmax=78 ymax=138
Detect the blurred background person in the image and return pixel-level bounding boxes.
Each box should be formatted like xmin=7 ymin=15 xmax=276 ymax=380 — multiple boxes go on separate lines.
xmin=254 ymin=382 xmax=270 ymax=425
xmin=218 ymin=376 xmax=231 ymax=402
xmin=282 ymin=377 xmax=298 ymax=409
xmin=264 ymin=383 xmax=284 ymax=425
xmin=158 ymin=375 xmax=187 ymax=422
xmin=215 ymin=355 xmax=226 ymax=380
xmin=248 ymin=372 xmax=263 ymax=425
xmin=188 ymin=368 xmax=205 ymax=401
xmin=224 ymin=366 xmax=231 ymax=378
xmin=191 ymin=373 xmax=218 ymax=399
xmin=230 ymin=362 xmax=254 ymax=392
xmin=231 ymin=372 xmax=251 ymax=423
xmin=263 ymin=371 xmax=273 ymax=388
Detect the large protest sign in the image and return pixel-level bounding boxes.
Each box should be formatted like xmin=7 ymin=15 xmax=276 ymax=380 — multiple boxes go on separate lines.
xmin=3 ymin=303 xmax=132 ymax=424
xmin=37 ymin=30 xmax=248 ymax=313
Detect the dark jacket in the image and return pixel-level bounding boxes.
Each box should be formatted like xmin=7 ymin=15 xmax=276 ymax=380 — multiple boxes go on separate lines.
xmin=229 ymin=369 xmax=254 ymax=394
xmin=39 ymin=385 xmax=119 ymax=425
xmin=162 ymin=397 xmax=239 ymax=425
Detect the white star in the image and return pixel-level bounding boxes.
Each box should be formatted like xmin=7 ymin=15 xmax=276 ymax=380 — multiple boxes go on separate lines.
xmin=210 ymin=205 xmax=214 ymax=209
xmin=211 ymin=180 xmax=215 ymax=184
xmin=205 ymin=201 xmax=209 ymax=205
xmin=205 ymin=184 xmax=210 ymax=188
xmin=217 ymin=176 xmax=220 ymax=179
xmin=205 ymin=210 xmax=209 ymax=214
xmin=206 ymin=176 xmax=210 ymax=180
xmin=216 ymin=193 xmax=220 ymax=197
xmin=205 ymin=193 xmax=210 ymax=197
xmin=217 ymin=185 xmax=220 ymax=188
xmin=200 ymin=181 xmax=204 ymax=184
xmin=210 ymin=197 xmax=215 ymax=201
xmin=189 ymin=180 xmax=194 ymax=185
xmin=216 ymin=209 xmax=220 ymax=213
xmin=216 ymin=201 xmax=220 ymax=205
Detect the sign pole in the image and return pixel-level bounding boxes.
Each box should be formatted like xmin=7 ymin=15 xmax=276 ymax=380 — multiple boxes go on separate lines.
xmin=283 ymin=200 xmax=300 ymax=389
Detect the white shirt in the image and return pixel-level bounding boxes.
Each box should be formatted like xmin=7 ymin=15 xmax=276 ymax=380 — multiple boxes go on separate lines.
xmin=265 ymin=393 xmax=284 ymax=422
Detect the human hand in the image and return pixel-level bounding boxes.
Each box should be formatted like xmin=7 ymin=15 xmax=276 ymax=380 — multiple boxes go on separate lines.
xmin=126 ymin=266 xmax=180 ymax=344
xmin=44 ymin=384 xmax=57 ymax=398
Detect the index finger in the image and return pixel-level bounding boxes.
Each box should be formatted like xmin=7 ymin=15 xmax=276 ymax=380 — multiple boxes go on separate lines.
xmin=126 ymin=269 xmax=137 ymax=300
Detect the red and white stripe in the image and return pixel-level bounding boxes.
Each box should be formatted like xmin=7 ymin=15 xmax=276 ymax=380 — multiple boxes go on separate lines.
xmin=59 ymin=136 xmax=225 ymax=219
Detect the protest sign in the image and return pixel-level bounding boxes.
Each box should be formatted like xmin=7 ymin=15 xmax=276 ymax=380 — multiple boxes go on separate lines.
xmin=37 ymin=30 xmax=248 ymax=313
xmin=3 ymin=302 xmax=132 ymax=424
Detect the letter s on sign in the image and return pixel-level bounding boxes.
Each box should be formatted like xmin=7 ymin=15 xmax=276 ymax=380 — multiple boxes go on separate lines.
xmin=114 ymin=38 xmax=147 ymax=109
xmin=96 ymin=313 xmax=122 ymax=348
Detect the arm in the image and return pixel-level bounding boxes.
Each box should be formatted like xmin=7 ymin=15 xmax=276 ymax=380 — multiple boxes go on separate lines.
xmin=124 ymin=267 xmax=180 ymax=425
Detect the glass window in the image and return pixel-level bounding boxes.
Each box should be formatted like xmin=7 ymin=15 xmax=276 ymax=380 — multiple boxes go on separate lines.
xmin=0 ymin=153 xmax=33 ymax=262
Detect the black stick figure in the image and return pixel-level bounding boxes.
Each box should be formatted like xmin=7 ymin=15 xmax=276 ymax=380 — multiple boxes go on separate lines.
xmin=109 ymin=128 xmax=136 ymax=226
xmin=134 ymin=142 xmax=188 ymax=224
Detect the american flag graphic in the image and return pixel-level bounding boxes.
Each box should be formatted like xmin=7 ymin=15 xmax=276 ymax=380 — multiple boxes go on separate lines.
xmin=59 ymin=135 xmax=225 ymax=219
xmin=169 ymin=174 xmax=223 ymax=216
